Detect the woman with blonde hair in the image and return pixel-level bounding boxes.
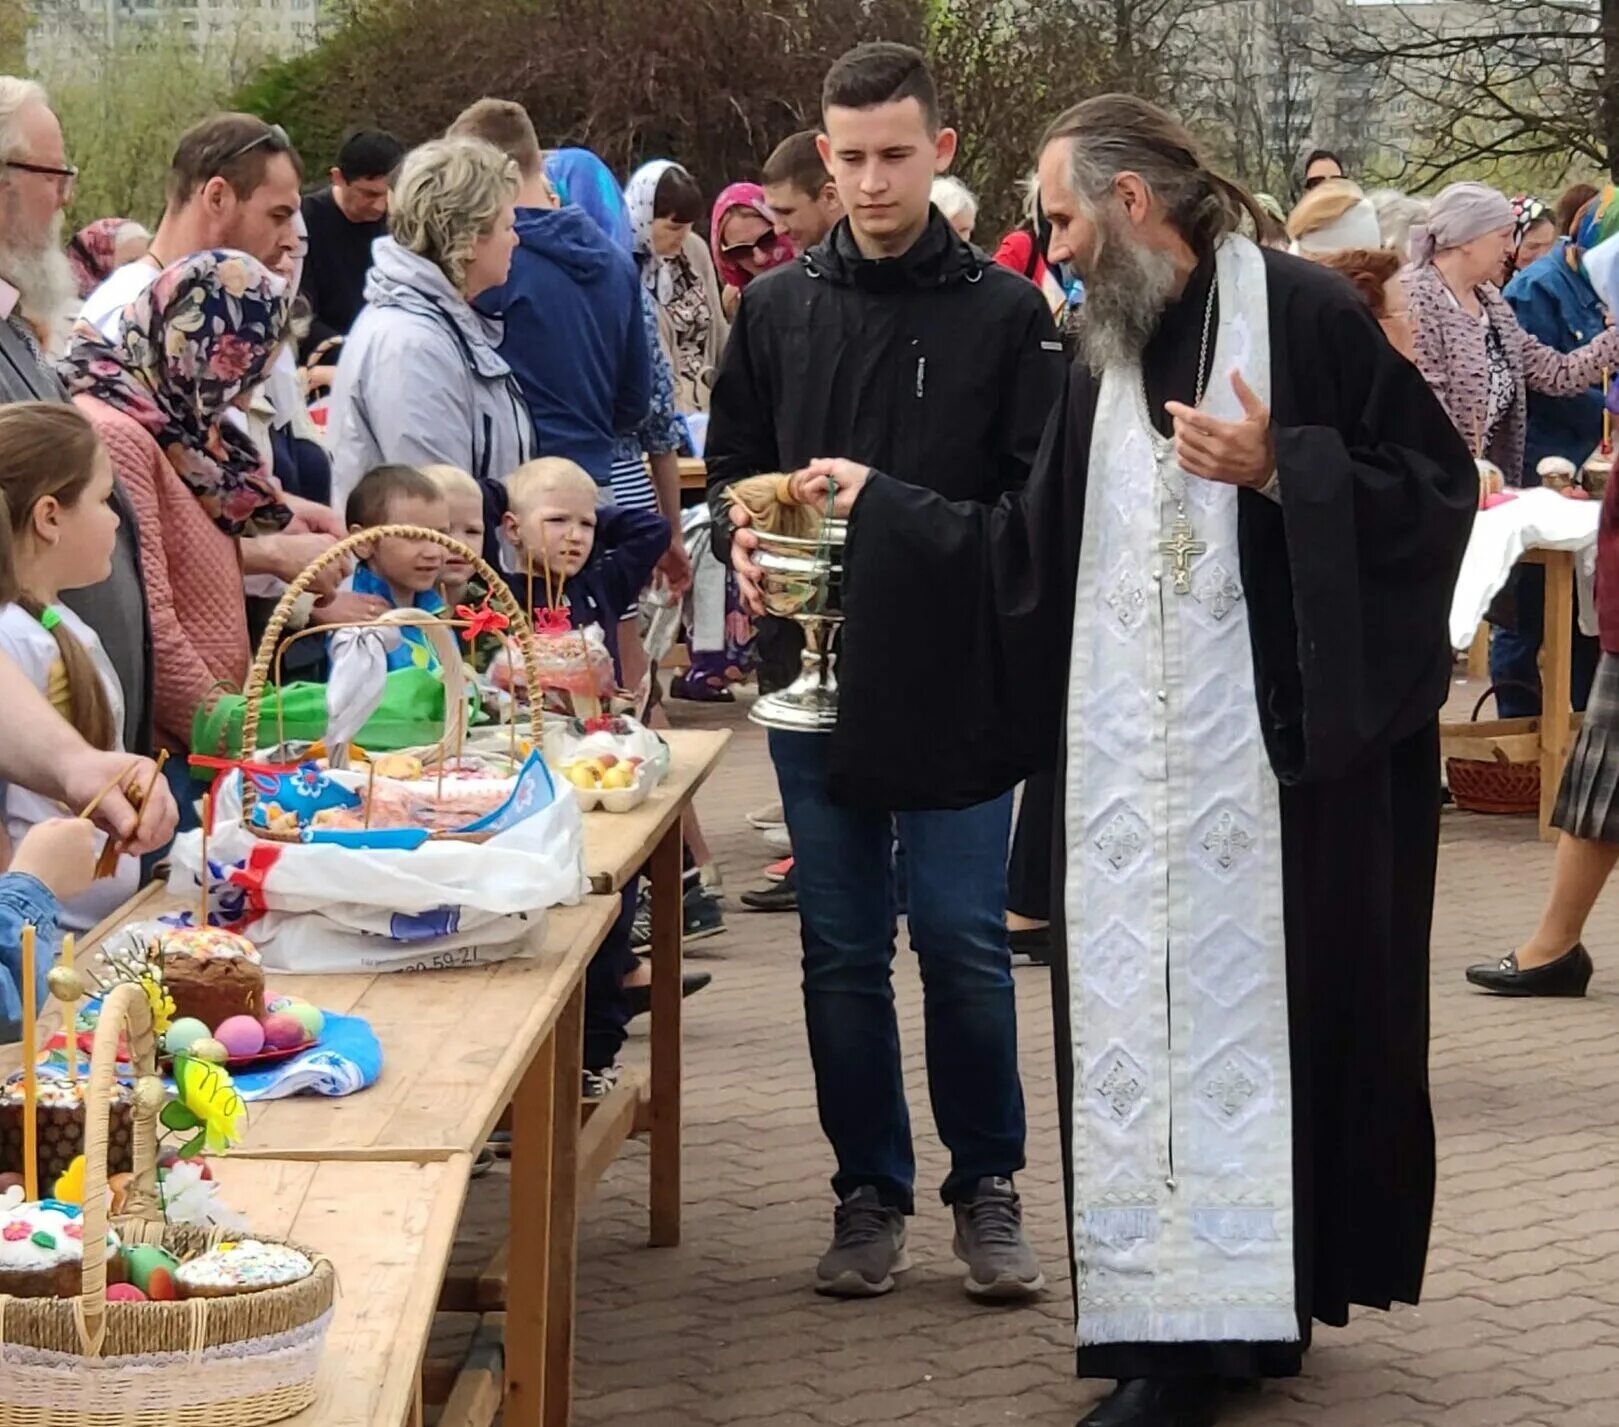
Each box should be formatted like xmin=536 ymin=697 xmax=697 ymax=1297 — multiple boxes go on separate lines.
xmin=1286 ymin=178 xmax=1382 ymax=256
xmin=327 ymin=136 xmax=534 ymax=515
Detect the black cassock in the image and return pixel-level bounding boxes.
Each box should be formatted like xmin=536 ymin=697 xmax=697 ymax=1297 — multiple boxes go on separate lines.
xmin=827 ymin=248 xmax=1477 ymax=1379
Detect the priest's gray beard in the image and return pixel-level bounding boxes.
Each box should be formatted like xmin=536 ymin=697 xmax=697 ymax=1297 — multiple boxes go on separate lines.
xmin=1073 ymin=207 xmax=1181 ymax=377
xmin=0 ymin=207 xmax=78 ymax=347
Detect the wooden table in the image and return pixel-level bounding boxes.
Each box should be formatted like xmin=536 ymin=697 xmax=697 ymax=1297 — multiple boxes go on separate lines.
xmin=207 ymin=1156 xmax=472 ymax=1427
xmin=677 ymin=456 xmax=706 ymax=493
xmin=575 ymin=727 xmax=730 ymax=1249
xmin=1442 ymin=546 xmax=1577 ymax=841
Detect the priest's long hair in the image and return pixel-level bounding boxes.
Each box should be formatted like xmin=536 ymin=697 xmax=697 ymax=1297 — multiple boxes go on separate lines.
xmin=1041 ymin=95 xmax=1266 ymax=256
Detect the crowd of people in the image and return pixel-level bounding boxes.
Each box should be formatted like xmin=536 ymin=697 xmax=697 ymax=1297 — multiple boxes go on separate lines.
xmin=0 ymin=35 xmax=1612 ymax=1427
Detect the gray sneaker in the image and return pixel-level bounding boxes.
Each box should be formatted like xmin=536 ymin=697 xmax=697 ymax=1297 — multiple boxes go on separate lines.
xmin=815 ymin=1186 xmax=910 ymax=1297
xmin=952 ymin=1177 xmax=1045 ymax=1300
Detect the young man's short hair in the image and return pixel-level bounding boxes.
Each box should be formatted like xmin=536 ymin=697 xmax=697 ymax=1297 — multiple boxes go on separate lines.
xmin=821 ymin=42 xmax=939 ymax=133
xmin=336 ymin=129 xmax=405 ymax=183
xmin=346 ymin=463 xmax=443 ymax=530
xmin=507 ymin=457 xmax=598 ymax=514
xmin=446 ymin=97 xmax=544 ymax=179
xmin=762 ymin=130 xmax=830 ymax=198
xmin=167 ymin=112 xmax=304 ymax=209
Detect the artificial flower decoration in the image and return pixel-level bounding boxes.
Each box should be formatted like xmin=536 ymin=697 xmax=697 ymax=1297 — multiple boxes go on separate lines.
xmin=532 ymin=606 xmax=573 ymax=635
xmin=141 ymin=973 xmax=175 ymax=1037
xmin=53 ymin=1154 xmax=85 ymax=1206
xmin=160 ymin=1055 xmax=246 ymax=1156
xmin=455 ymin=598 xmax=510 ymax=646
xmin=159 ymin=1160 xmax=248 ymax=1232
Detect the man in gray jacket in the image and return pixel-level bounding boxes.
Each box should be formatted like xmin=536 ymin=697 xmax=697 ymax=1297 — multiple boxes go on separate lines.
xmin=0 ymin=76 xmax=153 ymax=757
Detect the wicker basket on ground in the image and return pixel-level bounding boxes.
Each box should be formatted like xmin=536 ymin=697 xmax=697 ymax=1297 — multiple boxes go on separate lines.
xmin=0 ymin=982 xmax=336 ymax=1426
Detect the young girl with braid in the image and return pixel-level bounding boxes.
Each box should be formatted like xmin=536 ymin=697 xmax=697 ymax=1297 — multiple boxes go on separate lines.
xmin=0 ymin=402 xmax=137 ymax=926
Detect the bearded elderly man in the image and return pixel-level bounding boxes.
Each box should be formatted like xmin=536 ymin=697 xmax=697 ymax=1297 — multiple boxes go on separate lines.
xmin=735 ymin=95 xmax=1476 ymax=1427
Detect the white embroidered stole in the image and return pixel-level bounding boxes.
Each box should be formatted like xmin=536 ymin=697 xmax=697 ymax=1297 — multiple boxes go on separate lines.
xmin=1063 ymin=234 xmax=1298 ymax=1346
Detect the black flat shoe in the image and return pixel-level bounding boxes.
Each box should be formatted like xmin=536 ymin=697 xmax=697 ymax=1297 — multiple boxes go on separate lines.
xmin=1465 ymin=943 xmax=1593 ymax=997
xmin=1078 ymin=1377 xmax=1222 ymax=1427
xmin=625 ymin=970 xmax=711 ymax=1019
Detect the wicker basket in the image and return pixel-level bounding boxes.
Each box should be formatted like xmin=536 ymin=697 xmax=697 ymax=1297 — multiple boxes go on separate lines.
xmin=0 ymin=983 xmax=337 ymax=1425
xmin=238 ymin=525 xmax=542 ymax=837
xmin=1446 ymin=685 xmax=1540 ymax=816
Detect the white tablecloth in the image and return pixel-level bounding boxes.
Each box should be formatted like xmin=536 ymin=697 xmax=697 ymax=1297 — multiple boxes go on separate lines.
xmin=1447 ymin=488 xmax=1600 ymax=651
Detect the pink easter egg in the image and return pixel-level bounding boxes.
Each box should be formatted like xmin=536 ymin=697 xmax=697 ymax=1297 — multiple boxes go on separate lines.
xmin=213 ymin=1015 xmax=265 ymax=1058
xmin=107 ymin=1282 xmax=147 ymax=1302
xmin=260 ymin=1012 xmax=307 ymax=1050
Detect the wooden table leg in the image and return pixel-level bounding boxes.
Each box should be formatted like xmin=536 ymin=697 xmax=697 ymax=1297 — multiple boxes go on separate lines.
xmin=648 ymin=819 xmax=684 ymax=1247
xmin=544 ymin=983 xmax=584 ymax=1427
xmin=503 ymin=1026 xmax=557 ymax=1425
xmin=1540 ymin=550 xmax=1575 ymax=843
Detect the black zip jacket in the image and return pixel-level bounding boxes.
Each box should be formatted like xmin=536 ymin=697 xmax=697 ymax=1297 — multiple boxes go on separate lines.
xmin=706 ymin=208 xmax=1066 ymax=693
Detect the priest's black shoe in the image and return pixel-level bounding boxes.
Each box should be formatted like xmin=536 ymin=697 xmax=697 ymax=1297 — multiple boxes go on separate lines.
xmin=1077 ymin=1377 xmax=1222 ymax=1427
xmin=1465 ymin=943 xmax=1593 ymax=997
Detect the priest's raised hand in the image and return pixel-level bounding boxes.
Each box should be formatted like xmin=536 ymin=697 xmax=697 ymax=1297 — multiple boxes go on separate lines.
xmin=1165 ymin=370 xmax=1277 ymax=488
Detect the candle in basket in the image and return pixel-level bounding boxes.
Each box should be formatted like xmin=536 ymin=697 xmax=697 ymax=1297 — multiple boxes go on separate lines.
xmin=1605 ymin=369 xmax=1613 ymax=455
xmin=58 ymin=933 xmax=75 ymax=1086
xmin=198 ymin=791 xmax=211 ymax=928
xmin=20 ymin=922 xmax=36 ymax=1200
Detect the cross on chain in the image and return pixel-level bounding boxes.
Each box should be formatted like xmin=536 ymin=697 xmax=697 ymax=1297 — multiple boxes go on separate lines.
xmin=1159 ymin=511 xmax=1206 ymax=595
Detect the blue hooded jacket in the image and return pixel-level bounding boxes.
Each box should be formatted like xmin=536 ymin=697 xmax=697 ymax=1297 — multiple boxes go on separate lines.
xmin=1504 ymin=239 xmax=1608 ymax=480
xmin=479 ymin=204 xmax=651 ymax=485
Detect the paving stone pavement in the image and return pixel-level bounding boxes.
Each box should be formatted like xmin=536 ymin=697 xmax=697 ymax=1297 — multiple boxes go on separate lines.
xmin=483 ymin=679 xmax=1619 ymax=1426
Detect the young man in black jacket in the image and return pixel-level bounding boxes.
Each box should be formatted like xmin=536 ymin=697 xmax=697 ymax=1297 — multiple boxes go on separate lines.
xmin=707 ymin=42 xmax=1065 ymax=1301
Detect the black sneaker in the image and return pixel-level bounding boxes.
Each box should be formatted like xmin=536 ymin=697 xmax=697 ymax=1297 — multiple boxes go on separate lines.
xmin=582 ymin=1064 xmax=622 ymax=1100
xmin=629 ymin=886 xmax=652 ymax=952
xmin=741 ymin=867 xmax=797 ymax=912
xmin=952 ymin=1176 xmax=1044 ymax=1301
xmin=1009 ymin=924 xmax=1054 ymax=967
xmin=625 ymin=970 xmax=711 ymax=1019
xmin=815 ymin=1186 xmax=909 ymax=1297
xmin=684 ymin=885 xmax=726 ymax=941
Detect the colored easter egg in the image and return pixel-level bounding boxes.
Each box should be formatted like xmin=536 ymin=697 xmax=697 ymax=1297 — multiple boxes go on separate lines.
xmin=284 ymin=1002 xmax=324 ymax=1039
xmin=106 ymin=1282 xmax=147 ymax=1302
xmin=259 ymin=1012 xmax=306 ymax=1051
xmin=190 ymin=1038 xmax=229 ymax=1065
xmin=123 ymin=1244 xmax=180 ymax=1297
xmin=213 ymin=1016 xmax=265 ymax=1058
xmin=163 ymin=1017 xmax=211 ymax=1056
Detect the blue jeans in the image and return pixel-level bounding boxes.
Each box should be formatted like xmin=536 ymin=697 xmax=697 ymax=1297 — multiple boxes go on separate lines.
xmin=770 ymin=731 xmax=1025 ymax=1212
xmin=1489 ymin=565 xmax=1597 ymax=718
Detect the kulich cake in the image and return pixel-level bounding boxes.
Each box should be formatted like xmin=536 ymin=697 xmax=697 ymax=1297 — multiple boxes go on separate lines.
xmin=160 ymin=928 xmax=265 ymax=1032
xmin=0 ymin=1071 xmax=134 ymax=1185
xmin=176 ymin=1239 xmax=313 ymax=1298
xmin=0 ymin=1197 xmax=122 ymax=1298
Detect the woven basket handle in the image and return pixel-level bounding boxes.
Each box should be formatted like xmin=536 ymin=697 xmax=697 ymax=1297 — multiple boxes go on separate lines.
xmin=238 ymin=524 xmax=542 ymax=800
xmin=79 ymin=980 xmax=159 ymax=1355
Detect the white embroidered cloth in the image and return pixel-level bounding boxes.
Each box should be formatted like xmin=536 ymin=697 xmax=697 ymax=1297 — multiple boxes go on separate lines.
xmin=1063 ymin=234 xmax=1298 ymax=1346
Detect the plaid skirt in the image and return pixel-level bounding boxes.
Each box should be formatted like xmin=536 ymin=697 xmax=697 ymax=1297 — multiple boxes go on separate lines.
xmin=1553 ymin=650 xmax=1619 ymax=841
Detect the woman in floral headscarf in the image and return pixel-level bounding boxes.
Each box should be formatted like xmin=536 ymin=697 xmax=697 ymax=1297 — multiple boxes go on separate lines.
xmin=65 ymin=218 xmax=151 ymax=300
xmin=625 ymin=160 xmax=728 ymax=412
xmin=1509 ymin=194 xmax=1557 ymax=282
xmin=62 ymin=250 xmax=291 ymax=759
xmin=709 ymin=181 xmax=793 ymax=320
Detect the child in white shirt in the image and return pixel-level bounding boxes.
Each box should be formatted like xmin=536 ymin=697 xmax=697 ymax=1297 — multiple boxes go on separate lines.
xmin=0 ymin=402 xmax=139 ymax=928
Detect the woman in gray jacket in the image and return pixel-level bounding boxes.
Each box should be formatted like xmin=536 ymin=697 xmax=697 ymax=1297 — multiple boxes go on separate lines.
xmin=327 ymin=136 xmax=533 ymax=514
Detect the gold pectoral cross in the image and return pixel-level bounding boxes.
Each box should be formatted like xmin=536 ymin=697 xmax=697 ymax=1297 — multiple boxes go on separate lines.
xmin=1160 ymin=509 xmax=1206 ymax=595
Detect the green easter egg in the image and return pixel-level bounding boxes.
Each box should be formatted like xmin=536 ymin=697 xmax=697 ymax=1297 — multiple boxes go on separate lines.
xmin=163 ymin=1017 xmax=211 ymax=1056
xmin=123 ymin=1243 xmax=180 ymax=1296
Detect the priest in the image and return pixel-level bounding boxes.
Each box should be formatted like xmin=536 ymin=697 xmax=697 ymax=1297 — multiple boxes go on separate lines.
xmin=730 ymin=96 xmax=1476 ymax=1427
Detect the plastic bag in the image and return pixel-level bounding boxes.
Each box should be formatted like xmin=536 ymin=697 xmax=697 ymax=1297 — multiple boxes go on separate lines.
xmin=193 ymin=666 xmax=462 ymax=761
xmin=165 ymin=764 xmax=589 ymax=974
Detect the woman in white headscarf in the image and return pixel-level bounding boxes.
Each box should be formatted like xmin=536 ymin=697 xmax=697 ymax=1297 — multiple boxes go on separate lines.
xmin=624 ymin=160 xmax=728 ymax=413
xmin=1402 ymin=180 xmax=1619 ymax=484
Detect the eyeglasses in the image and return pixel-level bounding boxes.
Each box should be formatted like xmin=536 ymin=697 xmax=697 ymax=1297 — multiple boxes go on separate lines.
xmin=720 ymin=233 xmax=783 ymax=262
xmin=219 ymin=123 xmax=291 ymax=167
xmin=5 ymin=159 xmax=77 ymax=198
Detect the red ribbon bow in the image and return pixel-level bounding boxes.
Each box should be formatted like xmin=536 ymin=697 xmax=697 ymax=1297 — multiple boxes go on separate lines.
xmin=455 ymin=599 xmax=511 ymax=645
xmin=532 ymin=606 xmax=573 ymax=635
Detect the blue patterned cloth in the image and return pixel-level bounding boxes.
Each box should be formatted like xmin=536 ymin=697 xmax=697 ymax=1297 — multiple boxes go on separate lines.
xmin=349 ymin=563 xmax=446 ymax=672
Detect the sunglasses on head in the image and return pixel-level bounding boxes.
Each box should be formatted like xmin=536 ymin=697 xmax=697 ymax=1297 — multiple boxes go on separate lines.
xmin=720 ymin=233 xmax=783 ymax=262
xmin=220 ymin=123 xmax=292 ymax=168
xmin=1302 ymin=172 xmax=1338 ymax=191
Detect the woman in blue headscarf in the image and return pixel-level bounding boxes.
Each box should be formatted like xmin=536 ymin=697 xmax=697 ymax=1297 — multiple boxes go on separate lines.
xmin=545 ymin=148 xmax=634 ymax=253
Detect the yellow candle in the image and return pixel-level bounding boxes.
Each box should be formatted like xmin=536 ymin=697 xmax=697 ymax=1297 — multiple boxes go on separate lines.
xmin=20 ymin=923 xmax=37 ymax=1201
xmin=198 ymin=792 xmax=211 ymax=928
xmin=58 ymin=932 xmax=75 ymax=1087
xmin=1606 ymin=369 xmax=1612 ymax=449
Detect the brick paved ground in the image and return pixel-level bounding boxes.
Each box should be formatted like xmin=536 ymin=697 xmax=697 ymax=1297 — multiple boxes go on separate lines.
xmin=458 ymin=676 xmax=1619 ymax=1427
